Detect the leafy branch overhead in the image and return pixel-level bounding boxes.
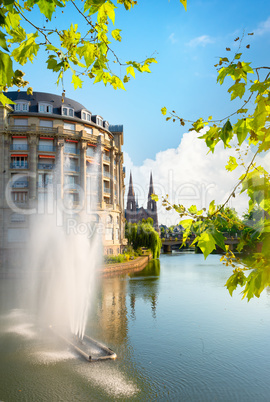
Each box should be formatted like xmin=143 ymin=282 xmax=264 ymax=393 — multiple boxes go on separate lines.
xmin=160 ymin=33 xmax=270 ymax=300
xmin=0 ymin=0 xmax=187 ymax=100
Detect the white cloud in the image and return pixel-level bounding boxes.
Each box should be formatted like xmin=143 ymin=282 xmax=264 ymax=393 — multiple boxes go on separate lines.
xmin=186 ymin=35 xmax=214 ymax=47
xmin=254 ymin=16 xmax=270 ymax=36
xmin=123 ymin=130 xmax=265 ymax=226
xmin=169 ymin=33 xmax=178 ymax=44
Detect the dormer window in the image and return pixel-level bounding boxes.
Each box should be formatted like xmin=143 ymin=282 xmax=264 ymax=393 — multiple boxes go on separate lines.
xmin=81 ymin=109 xmax=92 ymax=122
xmin=96 ymin=116 xmax=103 ymax=126
xmin=62 ymin=106 xmax=74 ymax=117
xmin=14 ymin=102 xmax=29 ymax=112
xmin=104 ymin=120 xmax=109 ymax=130
xmin=38 ymin=102 xmax=53 ymax=114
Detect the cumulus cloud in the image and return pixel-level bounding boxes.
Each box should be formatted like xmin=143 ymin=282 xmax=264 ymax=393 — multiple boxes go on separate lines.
xmin=186 ymin=35 xmax=214 ymax=47
xmin=123 ymin=130 xmax=265 ymax=226
xmin=254 ymin=16 xmax=270 ymax=36
xmin=169 ymin=33 xmax=178 ymax=44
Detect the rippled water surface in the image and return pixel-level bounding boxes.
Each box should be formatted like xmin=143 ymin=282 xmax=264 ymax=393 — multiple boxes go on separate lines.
xmin=1 ymin=252 xmax=270 ymax=401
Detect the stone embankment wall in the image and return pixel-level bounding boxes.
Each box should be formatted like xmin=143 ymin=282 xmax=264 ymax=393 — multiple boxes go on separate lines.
xmin=101 ymin=254 xmax=152 ymax=275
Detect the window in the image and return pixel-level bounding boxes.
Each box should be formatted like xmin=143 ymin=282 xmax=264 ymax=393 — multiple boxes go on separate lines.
xmin=11 ymin=137 xmax=28 ymax=151
xmin=64 ymin=175 xmax=76 ymax=186
xmin=10 ymin=213 xmax=26 ymax=222
xmin=63 ymin=122 xmax=75 ymax=131
xmin=86 ymin=146 xmax=95 ymax=157
xmin=14 ymin=118 xmax=28 ymax=126
xmin=38 ymin=103 xmax=53 ymax=114
xmin=8 ymin=228 xmax=29 ymax=243
xmin=11 ymin=156 xmax=28 ymax=168
xmin=81 ymin=110 xmax=91 ymax=122
xmin=12 ymin=192 xmax=27 ymax=203
xmin=105 ymin=228 xmax=113 ymax=241
xmin=39 ymin=139 xmax=54 ymax=152
xmin=85 ymin=127 xmax=93 ymax=135
xmin=62 ymin=106 xmax=74 ymax=117
xmin=106 ymin=214 xmax=113 ymax=224
xmin=38 ymin=173 xmax=52 ymax=188
xmin=96 ymin=117 xmax=103 ymax=126
xmin=64 ymin=141 xmax=77 ymax=154
xmin=14 ymin=102 xmax=29 ymax=112
xmin=39 ymin=120 xmax=53 ymax=128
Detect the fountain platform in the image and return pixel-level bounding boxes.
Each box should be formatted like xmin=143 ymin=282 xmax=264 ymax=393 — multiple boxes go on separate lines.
xmin=51 ymin=328 xmax=117 ymax=362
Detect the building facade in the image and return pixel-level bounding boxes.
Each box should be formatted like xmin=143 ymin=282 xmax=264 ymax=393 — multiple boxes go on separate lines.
xmin=0 ymin=91 xmax=126 ymax=269
xmin=125 ymin=172 xmax=158 ymax=229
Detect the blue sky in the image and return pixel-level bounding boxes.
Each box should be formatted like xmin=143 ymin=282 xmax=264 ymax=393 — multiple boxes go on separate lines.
xmin=13 ymin=0 xmax=270 ymax=224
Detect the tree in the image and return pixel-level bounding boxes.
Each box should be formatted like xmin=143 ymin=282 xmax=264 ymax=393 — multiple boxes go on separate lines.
xmin=160 ymin=32 xmax=270 ymax=300
xmin=0 ymin=0 xmax=187 ymax=104
xmin=125 ymin=221 xmax=161 ymax=259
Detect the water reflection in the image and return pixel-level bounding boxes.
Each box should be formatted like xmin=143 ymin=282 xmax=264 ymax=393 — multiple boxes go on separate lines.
xmin=128 ymin=259 xmax=160 ymax=319
xmin=2 ymin=254 xmax=270 ymax=401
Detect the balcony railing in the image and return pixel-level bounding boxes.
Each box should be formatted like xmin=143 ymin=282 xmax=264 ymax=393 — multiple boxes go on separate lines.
xmin=64 ymin=148 xmax=80 ymax=155
xmin=8 ymin=125 xmax=31 ymax=132
xmin=38 ymin=145 xmax=56 ymax=152
xmin=64 ymin=165 xmax=80 ymax=172
xmin=10 ymin=144 xmax=29 ymax=151
xmin=10 ymin=181 xmax=28 ymax=188
xmin=38 ymin=163 xmax=55 ymax=170
xmin=37 ymin=127 xmax=57 ymax=134
xmin=10 ymin=162 xmax=28 ymax=169
xmin=38 ymin=182 xmax=53 ymax=188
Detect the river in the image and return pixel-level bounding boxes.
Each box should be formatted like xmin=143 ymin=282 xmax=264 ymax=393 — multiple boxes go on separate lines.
xmin=1 ymin=252 xmax=270 ymax=401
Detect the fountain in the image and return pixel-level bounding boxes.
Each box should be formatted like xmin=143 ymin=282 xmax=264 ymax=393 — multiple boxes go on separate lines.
xmin=17 ymin=150 xmax=117 ymax=361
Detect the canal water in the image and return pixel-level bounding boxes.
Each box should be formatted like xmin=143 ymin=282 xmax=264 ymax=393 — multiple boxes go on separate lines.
xmin=1 ymin=252 xmax=270 ymax=401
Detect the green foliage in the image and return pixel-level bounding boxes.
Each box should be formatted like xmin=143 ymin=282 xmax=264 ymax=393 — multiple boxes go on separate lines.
xmin=162 ymin=34 xmax=270 ymax=300
xmin=125 ymin=221 xmax=161 ymax=259
xmin=0 ymin=0 xmax=161 ymax=100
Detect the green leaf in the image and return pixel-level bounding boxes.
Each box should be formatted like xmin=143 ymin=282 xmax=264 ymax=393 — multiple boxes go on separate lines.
xmin=71 ymin=74 xmax=83 ymax=89
xmin=0 ymin=31 xmax=9 ymax=52
xmin=228 ymin=82 xmax=246 ymax=100
xmin=126 ymin=65 xmax=135 ymax=78
xmin=197 ymin=231 xmax=216 ymax=259
xmin=12 ymin=32 xmax=39 ymax=65
xmin=0 ymin=51 xmax=13 ymax=86
xmin=226 ymin=156 xmax=238 ymax=171
xmin=179 ymin=0 xmax=187 ymax=11
xmin=0 ymin=91 xmax=15 ymax=105
xmin=208 ymin=200 xmax=216 ymax=215
xmin=151 ymin=194 xmax=159 ymax=202
xmin=220 ymin=120 xmax=233 ymax=147
xmin=234 ymin=118 xmax=248 ymax=145
xmin=36 ymin=0 xmax=58 ymax=21
xmin=111 ymin=29 xmax=122 ymax=42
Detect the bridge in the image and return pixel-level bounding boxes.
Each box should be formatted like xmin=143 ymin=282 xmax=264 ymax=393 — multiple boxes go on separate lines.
xmin=161 ymin=235 xmax=239 ymax=253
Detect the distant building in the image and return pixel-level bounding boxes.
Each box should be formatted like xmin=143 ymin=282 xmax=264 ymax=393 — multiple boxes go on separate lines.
xmin=125 ymin=172 xmax=158 ymax=229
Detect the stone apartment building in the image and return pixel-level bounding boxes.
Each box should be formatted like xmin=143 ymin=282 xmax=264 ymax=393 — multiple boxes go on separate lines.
xmin=0 ymin=91 xmax=126 ymax=270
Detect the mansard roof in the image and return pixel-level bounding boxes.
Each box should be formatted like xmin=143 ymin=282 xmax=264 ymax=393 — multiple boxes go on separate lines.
xmin=5 ymin=91 xmax=88 ymax=116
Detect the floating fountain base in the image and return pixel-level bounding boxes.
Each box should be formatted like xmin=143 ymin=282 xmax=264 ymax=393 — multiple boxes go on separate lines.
xmin=52 ymin=329 xmax=117 ymax=362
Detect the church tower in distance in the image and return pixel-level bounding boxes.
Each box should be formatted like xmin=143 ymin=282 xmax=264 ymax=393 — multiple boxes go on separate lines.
xmin=125 ymin=172 xmax=158 ymax=230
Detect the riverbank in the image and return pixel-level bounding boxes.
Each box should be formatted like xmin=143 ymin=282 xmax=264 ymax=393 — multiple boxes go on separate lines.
xmin=101 ymin=254 xmax=152 ymax=275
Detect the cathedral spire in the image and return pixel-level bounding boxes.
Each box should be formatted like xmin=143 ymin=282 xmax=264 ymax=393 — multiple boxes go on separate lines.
xmin=148 ymin=171 xmax=154 ymax=196
xmin=128 ymin=171 xmax=135 ymax=197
